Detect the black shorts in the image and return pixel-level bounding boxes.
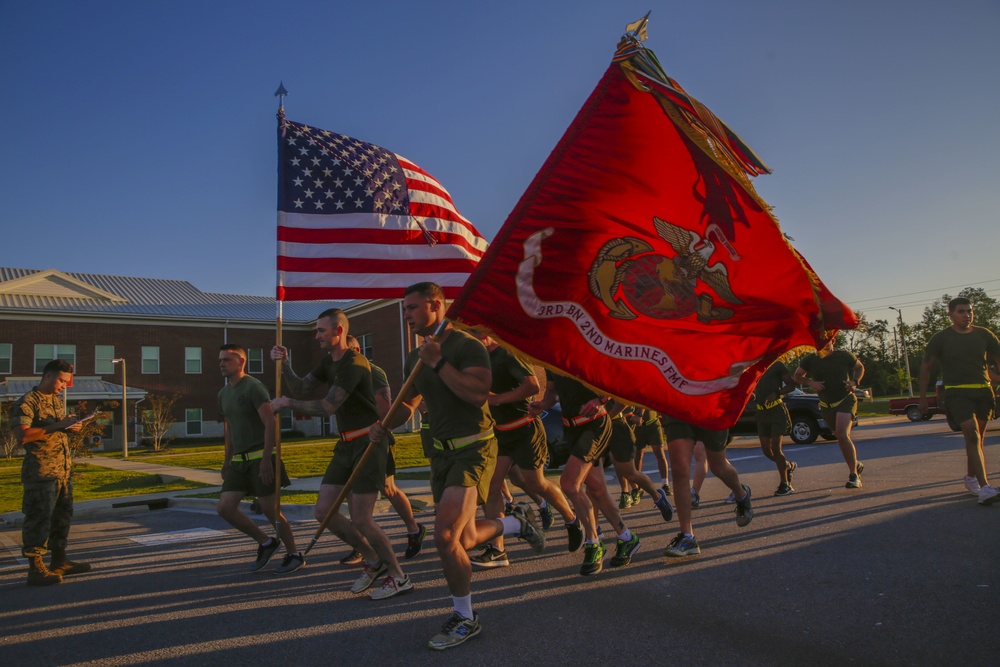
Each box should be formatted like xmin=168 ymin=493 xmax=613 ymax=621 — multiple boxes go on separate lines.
xmin=567 ymin=415 xmax=612 ymax=464
xmin=755 ymin=404 xmax=791 ymax=438
xmin=496 ymin=419 xmax=547 ymax=470
xmin=633 ymin=421 xmax=664 ymax=449
xmin=321 ymin=437 xmax=388 ymax=495
xmin=663 ymin=420 xmax=729 ymax=452
xmin=222 ymin=454 xmax=291 ymax=497
xmin=608 ymin=418 xmax=637 ymax=463
xmin=820 ymin=393 xmax=857 ymax=429
xmin=945 ymin=387 xmax=996 ymax=425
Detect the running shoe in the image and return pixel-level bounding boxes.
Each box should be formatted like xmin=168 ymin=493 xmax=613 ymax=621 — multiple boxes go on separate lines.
xmin=350 ymin=560 xmax=387 ymax=593
xmin=566 ymin=520 xmax=584 ymax=553
xmin=846 ymin=473 xmax=862 ymax=489
xmin=273 ymin=552 xmax=305 ymax=575
xmin=250 ymin=538 xmax=280 ymax=572
xmin=339 ymin=548 xmax=363 ymax=565
xmin=662 ymin=482 xmax=671 ymax=496
xmin=610 ymin=532 xmax=640 ymax=567
xmin=504 ymin=501 xmax=515 ymax=517
xmin=856 ymin=461 xmax=864 ymax=476
xmin=978 ymin=485 xmax=1000 ymax=505
xmin=510 ymin=503 xmax=546 ymax=553
xmin=735 ymin=484 xmax=753 ymax=527
xmin=690 ymin=489 xmax=701 ymax=509
xmin=404 ymin=524 xmax=427 ymax=559
xmin=470 ymin=545 xmax=509 ymax=568
xmin=654 ymin=488 xmax=674 ymax=522
xmin=964 ymin=475 xmax=982 ymax=496
xmin=618 ymin=491 xmax=633 ymax=509
xmin=538 ymin=503 xmax=554 ymax=530
xmin=787 ymin=461 xmax=797 ymax=484
xmin=773 ymin=483 xmax=794 ymax=497
xmin=369 ymin=574 xmax=413 ymax=600
xmin=580 ymin=542 xmax=607 ymax=576
xmin=663 ymin=532 xmax=700 ymax=558
xmin=631 ymin=488 xmax=643 ymax=506
xmin=724 ymin=491 xmax=737 ymax=504
xmin=428 ymin=612 xmax=481 ymax=650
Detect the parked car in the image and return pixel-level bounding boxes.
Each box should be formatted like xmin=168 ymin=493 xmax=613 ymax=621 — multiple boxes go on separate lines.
xmin=730 ymin=389 xmax=842 ymax=445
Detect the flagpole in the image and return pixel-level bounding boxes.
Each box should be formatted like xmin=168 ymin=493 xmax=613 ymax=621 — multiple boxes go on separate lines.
xmin=302 ymin=318 xmax=448 ymax=556
xmin=273 ymin=82 xmax=289 ymax=535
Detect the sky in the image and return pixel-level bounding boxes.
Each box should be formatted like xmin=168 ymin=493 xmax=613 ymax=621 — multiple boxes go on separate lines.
xmin=2 ymin=1 xmax=998 ymax=328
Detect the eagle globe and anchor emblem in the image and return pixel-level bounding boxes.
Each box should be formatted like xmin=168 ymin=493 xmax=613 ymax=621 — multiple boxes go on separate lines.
xmin=588 ymin=217 xmax=743 ymax=323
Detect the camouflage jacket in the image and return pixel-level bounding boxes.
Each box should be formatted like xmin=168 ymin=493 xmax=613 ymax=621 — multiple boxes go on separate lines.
xmin=13 ymin=388 xmax=72 ymax=483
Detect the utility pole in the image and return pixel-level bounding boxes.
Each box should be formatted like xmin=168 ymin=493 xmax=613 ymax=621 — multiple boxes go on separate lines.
xmin=889 ymin=307 xmax=913 ymax=397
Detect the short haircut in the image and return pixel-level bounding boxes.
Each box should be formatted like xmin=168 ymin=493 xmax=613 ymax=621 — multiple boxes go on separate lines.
xmin=317 ymin=308 xmax=348 ymax=333
xmin=219 ymin=344 xmax=248 ymax=362
xmin=42 ymin=359 xmax=74 ymax=377
xmin=948 ymin=297 xmax=971 ymax=313
xmin=404 ymin=281 xmax=445 ymax=301
xmin=345 ymin=334 xmax=360 ymax=351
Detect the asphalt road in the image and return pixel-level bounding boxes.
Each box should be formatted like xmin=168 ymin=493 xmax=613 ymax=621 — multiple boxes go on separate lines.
xmin=2 ymin=417 xmax=998 ymax=666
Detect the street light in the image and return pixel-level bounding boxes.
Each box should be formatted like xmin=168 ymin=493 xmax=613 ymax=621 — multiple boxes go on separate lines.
xmin=112 ymin=358 xmax=128 ymax=458
xmin=888 ymin=307 xmax=913 ymax=397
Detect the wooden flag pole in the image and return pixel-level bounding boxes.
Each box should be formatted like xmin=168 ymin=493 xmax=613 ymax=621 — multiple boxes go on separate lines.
xmin=302 ymin=319 xmax=446 ymax=556
xmin=273 ymin=310 xmax=283 ymax=534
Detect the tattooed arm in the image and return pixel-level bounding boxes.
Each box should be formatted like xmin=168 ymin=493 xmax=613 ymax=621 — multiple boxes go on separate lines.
xmin=271 ymin=384 xmax=349 ymax=417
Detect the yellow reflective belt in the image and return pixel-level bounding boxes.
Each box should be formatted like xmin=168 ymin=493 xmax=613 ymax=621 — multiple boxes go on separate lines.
xmin=433 ymin=428 xmax=495 ymax=451
xmin=819 ymin=395 xmax=850 ymax=410
xmin=944 ymin=383 xmax=991 ymax=390
xmin=763 ymin=399 xmax=783 ymax=409
xmin=235 ymin=449 xmax=264 ymax=462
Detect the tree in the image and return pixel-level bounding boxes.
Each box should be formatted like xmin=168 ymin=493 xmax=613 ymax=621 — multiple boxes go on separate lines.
xmin=67 ymin=400 xmax=118 ymax=457
xmin=0 ymin=400 xmax=18 ymax=459
xmin=141 ymin=393 xmax=181 ymax=451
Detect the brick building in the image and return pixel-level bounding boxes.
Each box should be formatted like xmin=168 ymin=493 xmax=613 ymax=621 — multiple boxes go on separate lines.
xmin=0 ymin=267 xmax=416 ymax=450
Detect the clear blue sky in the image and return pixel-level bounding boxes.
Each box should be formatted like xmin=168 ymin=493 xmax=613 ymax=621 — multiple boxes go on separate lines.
xmin=2 ymin=1 xmax=997 ymax=327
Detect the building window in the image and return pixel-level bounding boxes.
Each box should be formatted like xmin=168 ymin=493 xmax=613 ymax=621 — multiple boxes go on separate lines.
xmin=185 ymin=347 xmax=202 ymax=374
xmin=356 ymin=333 xmax=374 ymax=359
xmin=280 ymin=411 xmax=294 ymax=432
xmin=95 ymin=345 xmax=115 ymax=375
xmin=34 ymin=344 xmax=76 ymax=374
xmin=141 ymin=347 xmax=160 ymax=374
xmin=0 ymin=343 xmax=10 ymax=374
xmin=185 ymin=408 xmax=202 ymax=436
xmin=248 ymin=348 xmax=264 ymax=375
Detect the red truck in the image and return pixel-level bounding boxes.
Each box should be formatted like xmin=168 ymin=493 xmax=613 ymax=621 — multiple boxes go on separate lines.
xmin=889 ymin=382 xmax=945 ymax=423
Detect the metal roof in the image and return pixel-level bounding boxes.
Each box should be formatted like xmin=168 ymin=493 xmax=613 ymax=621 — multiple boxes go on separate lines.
xmin=0 ymin=267 xmax=368 ymax=323
xmin=0 ymin=377 xmax=147 ymax=402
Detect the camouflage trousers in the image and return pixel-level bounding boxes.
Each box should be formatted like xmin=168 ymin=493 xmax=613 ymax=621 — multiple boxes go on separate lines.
xmin=21 ymin=478 xmax=74 ymax=558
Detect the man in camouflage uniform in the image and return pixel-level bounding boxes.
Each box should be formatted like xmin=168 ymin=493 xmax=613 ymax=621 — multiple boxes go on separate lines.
xmin=13 ymin=359 xmax=91 ymax=585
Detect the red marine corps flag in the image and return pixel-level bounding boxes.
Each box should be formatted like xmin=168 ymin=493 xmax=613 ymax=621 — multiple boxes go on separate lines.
xmin=447 ymin=18 xmax=857 ymax=429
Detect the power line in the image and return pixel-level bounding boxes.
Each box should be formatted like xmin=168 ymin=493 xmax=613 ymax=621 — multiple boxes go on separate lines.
xmin=848 ymin=278 xmax=1000 ymax=306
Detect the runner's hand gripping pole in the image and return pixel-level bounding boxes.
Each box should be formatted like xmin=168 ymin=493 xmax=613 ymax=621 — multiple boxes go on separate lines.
xmin=302 ymin=319 xmax=448 ymax=556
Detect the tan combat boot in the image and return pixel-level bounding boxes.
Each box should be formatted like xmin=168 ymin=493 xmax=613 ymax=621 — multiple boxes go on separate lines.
xmin=27 ymin=554 xmax=63 ymax=586
xmin=50 ymin=549 xmax=92 ymax=576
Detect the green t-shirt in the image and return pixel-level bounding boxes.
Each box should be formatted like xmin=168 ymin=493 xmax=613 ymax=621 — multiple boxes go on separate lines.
xmin=546 ymin=371 xmax=600 ymax=419
xmin=218 ymin=375 xmax=271 ymax=454
xmin=311 ymin=350 xmax=380 ymax=433
xmin=405 ymin=329 xmax=494 ymax=442
xmin=755 ymin=361 xmax=790 ymax=407
xmin=488 ymin=345 xmax=536 ymax=424
xmin=370 ymin=362 xmax=389 ymax=393
xmin=925 ymin=326 xmax=1000 ymax=387
xmin=798 ymin=350 xmax=858 ymax=403
xmin=13 ymin=388 xmax=71 ymax=483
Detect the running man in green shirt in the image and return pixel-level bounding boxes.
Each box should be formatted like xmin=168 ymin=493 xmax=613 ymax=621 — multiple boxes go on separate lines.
xmin=918 ymin=297 xmax=1000 ymax=505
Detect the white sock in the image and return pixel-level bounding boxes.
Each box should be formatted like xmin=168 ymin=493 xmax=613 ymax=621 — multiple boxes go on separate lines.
xmin=538 ymin=499 xmax=548 ymax=509
xmin=618 ymin=528 xmax=632 ymax=542
xmin=499 ymin=516 xmax=521 ymax=535
xmin=452 ymin=594 xmax=474 ymax=620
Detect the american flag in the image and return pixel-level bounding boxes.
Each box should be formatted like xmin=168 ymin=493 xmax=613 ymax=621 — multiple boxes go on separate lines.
xmin=276 ymin=119 xmax=489 ymax=300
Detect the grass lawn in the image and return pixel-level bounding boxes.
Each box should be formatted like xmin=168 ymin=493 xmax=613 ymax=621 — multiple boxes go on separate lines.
xmin=0 ymin=460 xmax=210 ymax=514
xmin=95 ymin=433 xmax=430 ymax=477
